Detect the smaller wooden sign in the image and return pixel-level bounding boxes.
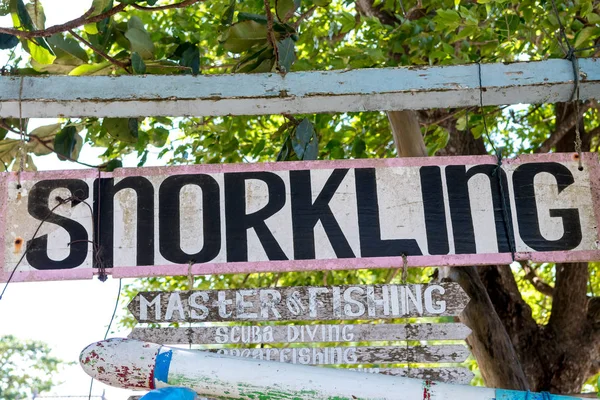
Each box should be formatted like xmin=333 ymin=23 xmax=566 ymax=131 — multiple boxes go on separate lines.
xmin=128 ymin=323 xmax=471 ymax=345
xmin=128 ymin=283 xmax=468 ymax=323
xmin=211 ymin=344 xmax=470 ymax=365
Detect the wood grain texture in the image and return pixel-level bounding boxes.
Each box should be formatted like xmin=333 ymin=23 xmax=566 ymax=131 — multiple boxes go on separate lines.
xmin=212 ymin=344 xmax=470 ymax=364
xmin=128 ymin=283 xmax=468 ymax=323
xmin=0 ymin=59 xmax=598 ymax=118
xmin=128 ymin=322 xmax=472 ymax=344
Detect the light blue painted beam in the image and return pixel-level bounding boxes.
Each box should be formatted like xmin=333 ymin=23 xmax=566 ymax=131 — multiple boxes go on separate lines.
xmin=0 ymin=58 xmax=597 ymax=118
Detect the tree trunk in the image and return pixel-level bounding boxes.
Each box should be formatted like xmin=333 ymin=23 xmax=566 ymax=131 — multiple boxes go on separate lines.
xmin=387 ymin=110 xmax=530 ymax=390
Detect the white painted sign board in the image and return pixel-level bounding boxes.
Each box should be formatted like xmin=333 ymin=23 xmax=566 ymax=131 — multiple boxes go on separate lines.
xmin=3 ymin=153 xmax=599 ymax=282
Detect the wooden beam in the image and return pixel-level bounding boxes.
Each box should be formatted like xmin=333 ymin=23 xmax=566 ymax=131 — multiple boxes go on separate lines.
xmin=0 ymin=59 xmax=597 ymax=118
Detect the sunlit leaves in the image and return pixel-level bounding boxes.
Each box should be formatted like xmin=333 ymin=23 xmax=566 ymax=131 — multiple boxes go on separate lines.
xmin=0 ymin=335 xmax=62 ymax=400
xmin=125 ymin=16 xmax=155 ymax=59
xmin=277 ymin=37 xmax=296 ymax=72
xmin=53 ymin=125 xmax=82 ymax=161
xmin=131 ymin=51 xmax=146 ymax=74
xmin=169 ymin=42 xmax=200 ymax=75
xmin=220 ymin=20 xmax=269 ymax=53
xmin=102 ymin=118 xmax=139 ymax=143
xmin=291 ymin=118 xmax=318 ymax=160
xmin=276 ymin=0 xmax=300 ymax=23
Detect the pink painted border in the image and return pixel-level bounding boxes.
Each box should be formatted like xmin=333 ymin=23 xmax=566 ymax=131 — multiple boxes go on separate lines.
xmin=3 ymin=152 xmax=584 ymax=182
xmin=2 ymin=152 xmax=600 ymax=283
xmin=3 ymin=249 xmax=600 ymax=283
xmin=583 ymin=152 xmax=600 ymax=247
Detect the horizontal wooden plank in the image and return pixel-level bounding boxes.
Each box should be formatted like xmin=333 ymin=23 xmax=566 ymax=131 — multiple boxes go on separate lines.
xmin=128 ymin=323 xmax=471 ymax=344
xmin=350 ymin=367 xmax=474 ymax=384
xmin=0 ymin=59 xmax=598 ymax=118
xmin=4 ymin=153 xmax=600 ymax=283
xmin=127 ymin=283 xmax=469 ymax=323
xmin=212 ymin=344 xmax=470 ymax=364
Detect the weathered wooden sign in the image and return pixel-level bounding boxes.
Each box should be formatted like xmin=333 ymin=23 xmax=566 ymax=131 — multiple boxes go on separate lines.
xmin=127 ymin=283 xmax=468 ymax=323
xmin=129 ymin=322 xmax=472 ymax=344
xmin=127 ymin=283 xmax=473 ymax=384
xmin=4 ymin=153 xmax=598 ymax=282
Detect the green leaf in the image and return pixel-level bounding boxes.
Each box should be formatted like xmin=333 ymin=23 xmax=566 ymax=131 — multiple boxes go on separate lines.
xmin=0 ymin=139 xmax=19 ymax=165
xmin=574 ymin=26 xmax=599 ymax=48
xmin=587 ymin=13 xmax=600 ymax=24
xmin=453 ymin=25 xmax=477 ymax=42
xmin=434 ymin=9 xmax=461 ymax=31
xmin=303 ymin=136 xmax=318 ymax=160
xmin=29 ymin=123 xmax=62 ymax=138
xmin=221 ymin=0 xmax=236 ymax=26
xmin=125 ymin=27 xmax=155 ymax=59
xmin=53 ymin=125 xmax=79 ymax=161
xmin=27 ymin=123 xmax=62 ymax=156
xmin=149 ymin=126 xmax=169 ymax=147
xmin=14 ymin=0 xmax=34 ymax=30
xmin=251 ymin=58 xmax=274 ymax=72
xmin=131 ymin=52 xmax=146 ymax=74
xmin=12 ymin=153 xmax=36 ymax=171
xmin=104 ymin=159 xmax=122 ymax=172
xmin=292 ymin=119 xmax=317 ymax=159
xmin=90 ymin=0 xmax=112 ymax=16
xmin=84 ymin=23 xmax=99 ymax=35
xmin=276 ymin=37 xmax=296 ymax=72
xmin=313 ymin=0 xmax=331 ymax=6
xmin=102 ymin=118 xmax=138 ymax=143
xmin=221 ymin=20 xmax=268 ymax=53
xmin=0 ymin=33 xmax=18 ymax=49
xmin=127 ymin=15 xmax=145 ymax=31
xmin=25 ymin=1 xmax=44 ymax=29
xmin=276 ymin=0 xmax=300 ymax=23
xmin=351 ymin=137 xmax=366 ymax=158
xmin=180 ymin=44 xmax=200 ymax=74
xmin=47 ymin=35 xmax=89 ymax=62
xmin=28 ymin=41 xmax=56 ymax=64
xmin=68 ymin=61 xmax=112 ymax=76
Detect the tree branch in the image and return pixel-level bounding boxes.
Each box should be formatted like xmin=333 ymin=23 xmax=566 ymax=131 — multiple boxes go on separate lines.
xmin=294 ymin=6 xmax=317 ymax=29
xmin=588 ymin=296 xmax=600 ymax=323
xmin=520 ymin=262 xmax=554 ymax=297
xmin=535 ymin=101 xmax=591 ymax=153
xmin=549 ymin=263 xmax=589 ymax=337
xmin=130 ymin=0 xmax=202 ymax=11
xmin=0 ymin=4 xmax=126 ymax=38
xmin=0 ymin=0 xmax=201 ymax=39
xmin=68 ymin=29 xmax=131 ymax=73
xmin=27 ymin=134 xmax=98 ymax=168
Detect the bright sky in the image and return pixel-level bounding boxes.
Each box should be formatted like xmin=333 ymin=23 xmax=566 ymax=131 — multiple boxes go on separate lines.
xmin=0 ymin=2 xmax=157 ymax=399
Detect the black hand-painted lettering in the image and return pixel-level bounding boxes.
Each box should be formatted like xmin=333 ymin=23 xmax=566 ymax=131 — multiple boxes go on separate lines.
xmin=159 ymin=174 xmax=221 ymax=263
xmin=419 ymin=166 xmax=449 ymax=255
xmin=513 ymin=162 xmax=582 ymax=251
xmin=355 ymin=168 xmax=423 ymax=257
xmin=290 ymin=169 xmax=355 ymax=259
xmin=446 ymin=165 xmax=513 ymax=254
xmin=26 ymin=179 xmax=89 ymax=270
xmin=225 ymin=172 xmax=288 ymax=262
xmin=93 ymin=177 xmax=154 ymax=269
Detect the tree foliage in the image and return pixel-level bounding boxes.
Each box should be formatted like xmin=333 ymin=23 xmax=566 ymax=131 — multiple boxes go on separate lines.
xmin=0 ymin=335 xmax=62 ymax=400
xmin=0 ymin=0 xmax=599 ymax=395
